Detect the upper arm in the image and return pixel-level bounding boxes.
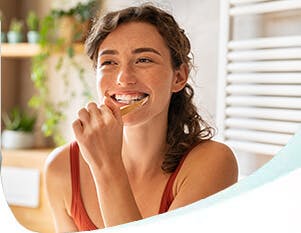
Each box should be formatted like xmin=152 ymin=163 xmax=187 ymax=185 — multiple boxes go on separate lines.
xmin=169 ymin=141 xmax=238 ymax=211
xmin=44 ymin=146 xmax=78 ymax=233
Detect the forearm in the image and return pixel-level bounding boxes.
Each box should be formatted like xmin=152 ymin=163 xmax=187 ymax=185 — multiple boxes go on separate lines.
xmin=89 ymin=158 xmax=142 ymax=227
xmin=73 ymin=101 xmax=141 ymax=226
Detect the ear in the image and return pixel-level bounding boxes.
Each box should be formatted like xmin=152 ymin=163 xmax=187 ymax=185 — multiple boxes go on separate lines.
xmin=171 ymin=63 xmax=189 ymax=93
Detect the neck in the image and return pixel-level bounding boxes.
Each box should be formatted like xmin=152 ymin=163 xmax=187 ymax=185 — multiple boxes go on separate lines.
xmin=122 ymin=113 xmax=168 ymax=179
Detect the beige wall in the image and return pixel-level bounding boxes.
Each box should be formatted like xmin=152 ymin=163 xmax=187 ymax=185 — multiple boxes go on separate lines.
xmin=1 ymin=0 xmax=18 ymax=114
xmin=46 ymin=55 xmax=97 ymax=142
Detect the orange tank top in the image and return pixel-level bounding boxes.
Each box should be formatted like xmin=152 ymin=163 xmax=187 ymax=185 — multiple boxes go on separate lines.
xmin=69 ymin=141 xmax=191 ymax=231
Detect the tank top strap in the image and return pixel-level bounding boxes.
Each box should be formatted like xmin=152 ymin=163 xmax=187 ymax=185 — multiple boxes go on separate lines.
xmin=158 ymin=142 xmax=201 ymax=214
xmin=69 ymin=141 xmax=98 ymax=230
xmin=69 ymin=141 xmax=81 ymax=216
xmin=158 ymin=153 xmax=188 ymax=214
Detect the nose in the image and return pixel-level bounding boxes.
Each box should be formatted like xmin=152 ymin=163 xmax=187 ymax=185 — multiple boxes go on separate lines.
xmin=116 ymin=64 xmax=137 ymax=86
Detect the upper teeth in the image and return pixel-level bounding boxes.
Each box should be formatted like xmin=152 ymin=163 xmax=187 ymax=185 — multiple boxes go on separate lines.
xmin=114 ymin=94 xmax=147 ymax=104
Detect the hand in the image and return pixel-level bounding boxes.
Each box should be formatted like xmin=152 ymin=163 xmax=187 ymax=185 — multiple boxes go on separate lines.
xmin=72 ymin=98 xmax=123 ymax=168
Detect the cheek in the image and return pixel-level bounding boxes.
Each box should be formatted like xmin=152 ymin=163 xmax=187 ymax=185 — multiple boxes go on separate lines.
xmin=152 ymin=71 xmax=174 ymax=94
xmin=96 ymin=70 xmax=111 ymax=96
xmin=96 ymin=72 xmax=103 ymax=96
xmin=150 ymin=77 xmax=174 ymax=106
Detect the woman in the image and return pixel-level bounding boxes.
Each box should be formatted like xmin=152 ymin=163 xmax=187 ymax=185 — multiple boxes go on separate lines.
xmin=45 ymin=4 xmax=238 ymax=232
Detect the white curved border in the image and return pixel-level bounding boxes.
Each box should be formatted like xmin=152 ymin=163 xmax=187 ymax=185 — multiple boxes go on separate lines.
xmin=1 ymin=129 xmax=301 ymax=232
xmin=1 ymin=167 xmax=301 ymax=233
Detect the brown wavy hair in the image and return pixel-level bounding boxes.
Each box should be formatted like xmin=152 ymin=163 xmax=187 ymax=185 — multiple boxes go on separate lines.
xmin=85 ymin=4 xmax=215 ymax=173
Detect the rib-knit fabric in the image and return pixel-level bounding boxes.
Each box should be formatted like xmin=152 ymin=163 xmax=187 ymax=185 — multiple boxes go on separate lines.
xmin=158 ymin=152 xmax=188 ymax=214
xmin=70 ymin=141 xmax=98 ymax=231
xmin=69 ymin=141 xmax=196 ymax=231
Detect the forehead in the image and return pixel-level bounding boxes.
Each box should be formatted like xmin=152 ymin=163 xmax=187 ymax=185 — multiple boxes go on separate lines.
xmin=98 ymin=22 xmax=169 ymax=55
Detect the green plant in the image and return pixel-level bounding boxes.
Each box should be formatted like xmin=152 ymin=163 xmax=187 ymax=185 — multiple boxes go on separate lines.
xmin=2 ymin=107 xmax=36 ymax=132
xmin=9 ymin=18 xmax=23 ymax=33
xmin=26 ymin=11 xmax=39 ymax=31
xmin=52 ymin=0 xmax=98 ymax=22
xmin=28 ymin=3 xmax=98 ymax=145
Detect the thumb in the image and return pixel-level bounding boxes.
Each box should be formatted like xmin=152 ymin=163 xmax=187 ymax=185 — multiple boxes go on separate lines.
xmin=103 ymin=96 xmax=122 ymax=122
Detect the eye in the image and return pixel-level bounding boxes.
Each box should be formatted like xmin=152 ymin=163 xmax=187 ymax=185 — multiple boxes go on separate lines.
xmin=136 ymin=57 xmax=153 ymax=64
xmin=100 ymin=60 xmax=117 ymax=67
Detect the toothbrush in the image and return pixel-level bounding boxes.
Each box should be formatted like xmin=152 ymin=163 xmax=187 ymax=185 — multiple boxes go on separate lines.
xmin=120 ymin=96 xmax=149 ymax=116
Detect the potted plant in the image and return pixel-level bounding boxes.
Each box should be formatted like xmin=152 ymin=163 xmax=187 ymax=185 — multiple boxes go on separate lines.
xmin=2 ymin=107 xmax=37 ymax=149
xmin=26 ymin=11 xmax=40 ymax=43
xmin=51 ymin=0 xmax=98 ymax=43
xmin=27 ymin=1 xmax=99 ymax=146
xmin=7 ymin=18 xmax=24 ymax=43
xmin=0 ymin=10 xmax=6 ymax=42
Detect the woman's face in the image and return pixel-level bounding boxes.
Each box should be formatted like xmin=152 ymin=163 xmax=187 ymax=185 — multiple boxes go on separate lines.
xmin=96 ymin=22 xmax=185 ymax=126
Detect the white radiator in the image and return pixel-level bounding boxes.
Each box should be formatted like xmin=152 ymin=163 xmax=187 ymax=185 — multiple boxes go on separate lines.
xmin=216 ymin=0 xmax=301 ymax=156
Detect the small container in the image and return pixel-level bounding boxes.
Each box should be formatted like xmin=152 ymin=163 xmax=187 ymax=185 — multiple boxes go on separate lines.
xmin=1 ymin=32 xmax=6 ymax=42
xmin=27 ymin=31 xmax=39 ymax=43
xmin=7 ymin=31 xmax=23 ymax=43
xmin=2 ymin=130 xmax=35 ymax=149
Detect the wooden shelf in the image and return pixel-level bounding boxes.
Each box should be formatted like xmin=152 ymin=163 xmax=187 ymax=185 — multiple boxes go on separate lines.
xmin=2 ymin=148 xmax=54 ymax=164
xmin=1 ymin=43 xmax=85 ymax=58
xmin=2 ymin=148 xmax=55 ymax=233
xmin=1 ymin=43 xmax=41 ymax=58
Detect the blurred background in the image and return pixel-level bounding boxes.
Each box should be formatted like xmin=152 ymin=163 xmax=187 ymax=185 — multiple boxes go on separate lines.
xmin=1 ymin=0 xmax=301 ymax=232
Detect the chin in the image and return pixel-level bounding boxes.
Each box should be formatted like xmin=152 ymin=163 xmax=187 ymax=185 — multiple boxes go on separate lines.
xmin=122 ymin=114 xmax=149 ymax=127
xmin=122 ymin=109 xmax=167 ymax=128
xmin=123 ymin=108 xmax=160 ymax=126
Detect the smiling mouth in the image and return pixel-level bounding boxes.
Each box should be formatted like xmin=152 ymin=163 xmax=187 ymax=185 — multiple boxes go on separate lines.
xmin=120 ymin=96 xmax=149 ymax=116
xmin=111 ymin=93 xmax=149 ymax=105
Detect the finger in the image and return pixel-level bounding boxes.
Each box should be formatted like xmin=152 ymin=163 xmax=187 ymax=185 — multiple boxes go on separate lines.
xmin=86 ymin=102 xmax=101 ymax=118
xmin=77 ymin=108 xmax=90 ymax=124
xmin=104 ymin=96 xmax=122 ymax=122
xmin=72 ymin=119 xmax=83 ymax=138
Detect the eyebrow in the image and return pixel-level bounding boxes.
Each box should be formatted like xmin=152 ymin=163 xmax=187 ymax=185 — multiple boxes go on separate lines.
xmin=98 ymin=47 xmax=161 ymax=56
xmin=98 ymin=49 xmax=118 ymax=56
xmin=133 ymin=47 xmax=161 ymax=56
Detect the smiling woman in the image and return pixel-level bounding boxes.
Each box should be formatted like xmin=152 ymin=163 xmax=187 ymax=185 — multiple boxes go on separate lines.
xmin=44 ymin=3 xmax=238 ymax=232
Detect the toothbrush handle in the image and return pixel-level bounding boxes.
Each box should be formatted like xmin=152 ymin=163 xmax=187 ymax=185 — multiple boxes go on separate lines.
xmin=120 ymin=97 xmax=148 ymax=116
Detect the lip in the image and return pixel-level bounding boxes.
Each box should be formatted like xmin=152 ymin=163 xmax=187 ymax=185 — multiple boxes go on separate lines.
xmin=107 ymin=90 xmax=150 ymax=107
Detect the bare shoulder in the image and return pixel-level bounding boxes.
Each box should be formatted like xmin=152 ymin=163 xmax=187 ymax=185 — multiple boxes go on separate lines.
xmin=45 ymin=144 xmax=70 ymax=178
xmin=44 ymin=144 xmax=80 ymax=231
xmin=44 ymin=143 xmax=72 ymax=206
xmin=173 ymin=140 xmax=238 ymax=200
xmin=188 ymin=140 xmax=237 ymax=179
xmin=189 ymin=140 xmax=237 ymax=170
